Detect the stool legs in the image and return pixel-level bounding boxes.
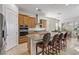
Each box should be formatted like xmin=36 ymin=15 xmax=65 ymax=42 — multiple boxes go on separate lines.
xmin=36 ymin=44 xmax=38 ymax=55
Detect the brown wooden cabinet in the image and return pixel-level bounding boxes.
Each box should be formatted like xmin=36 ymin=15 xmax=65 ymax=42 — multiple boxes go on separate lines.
xmin=18 ymin=14 xmax=30 ymax=27
xmin=30 ymin=17 xmax=36 ymax=28
xmin=18 ymin=14 xmax=36 ymax=44
xmin=40 ymin=19 xmax=47 ymax=28
xmin=18 ymin=14 xmax=24 ymax=25
xmin=23 ymin=15 xmax=30 ymax=27
xmin=18 ymin=14 xmax=36 ymax=28
xmin=19 ymin=36 xmax=28 ymax=44
xmin=18 ymin=14 xmax=47 ymax=28
xmin=43 ymin=20 xmax=47 ymax=28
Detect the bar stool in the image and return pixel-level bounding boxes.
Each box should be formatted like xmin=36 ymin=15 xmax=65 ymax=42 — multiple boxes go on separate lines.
xmin=36 ymin=33 xmax=51 ymax=55
xmin=48 ymin=34 xmax=59 ymax=55
xmin=57 ymin=33 xmax=64 ymax=53
xmin=63 ymin=32 xmax=68 ymax=49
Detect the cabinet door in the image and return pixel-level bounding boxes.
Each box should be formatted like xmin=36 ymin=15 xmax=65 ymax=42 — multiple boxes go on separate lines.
xmin=40 ymin=20 xmax=43 ymax=28
xmin=30 ymin=17 xmax=36 ymax=28
xmin=19 ymin=36 xmax=28 ymax=44
xmin=24 ymin=16 xmax=30 ymax=27
xmin=28 ymin=19 xmax=32 ymax=28
xmin=40 ymin=19 xmax=47 ymax=28
xmin=18 ymin=14 xmax=24 ymax=25
xmin=43 ymin=20 xmax=47 ymax=28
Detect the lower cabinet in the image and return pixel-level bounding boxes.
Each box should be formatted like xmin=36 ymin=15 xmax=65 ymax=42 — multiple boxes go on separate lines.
xmin=19 ymin=36 xmax=28 ymax=44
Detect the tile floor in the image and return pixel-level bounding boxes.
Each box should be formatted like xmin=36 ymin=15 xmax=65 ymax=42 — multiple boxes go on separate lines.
xmin=60 ymin=38 xmax=79 ymax=55
xmin=6 ymin=38 xmax=79 ymax=55
xmin=6 ymin=43 xmax=29 ymax=55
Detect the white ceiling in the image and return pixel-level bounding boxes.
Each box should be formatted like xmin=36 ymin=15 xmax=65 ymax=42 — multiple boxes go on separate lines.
xmin=16 ymin=4 xmax=79 ymax=20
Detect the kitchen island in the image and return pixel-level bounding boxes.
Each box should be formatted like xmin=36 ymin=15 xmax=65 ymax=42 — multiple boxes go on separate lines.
xmin=26 ymin=32 xmax=48 ymax=55
xmin=26 ymin=32 xmax=58 ymax=55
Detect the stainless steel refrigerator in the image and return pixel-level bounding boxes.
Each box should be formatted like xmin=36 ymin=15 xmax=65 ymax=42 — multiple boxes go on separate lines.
xmin=0 ymin=13 xmax=6 ymax=55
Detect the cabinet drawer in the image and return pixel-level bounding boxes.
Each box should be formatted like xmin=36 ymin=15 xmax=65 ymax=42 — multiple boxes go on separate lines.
xmin=19 ymin=36 xmax=28 ymax=44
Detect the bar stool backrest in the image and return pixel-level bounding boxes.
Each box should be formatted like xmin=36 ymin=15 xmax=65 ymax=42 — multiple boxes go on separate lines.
xmin=59 ymin=33 xmax=64 ymax=39
xmin=43 ymin=33 xmax=51 ymax=44
xmin=52 ymin=34 xmax=59 ymax=43
xmin=64 ymin=32 xmax=68 ymax=38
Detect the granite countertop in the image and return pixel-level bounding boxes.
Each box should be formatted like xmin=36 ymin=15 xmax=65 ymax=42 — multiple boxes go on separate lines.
xmin=26 ymin=32 xmax=44 ymax=41
xmin=27 ymin=31 xmax=47 ymax=37
xmin=26 ymin=31 xmax=59 ymax=40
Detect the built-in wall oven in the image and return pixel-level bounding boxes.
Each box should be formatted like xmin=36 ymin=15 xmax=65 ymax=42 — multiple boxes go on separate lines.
xmin=19 ymin=25 xmax=28 ymax=36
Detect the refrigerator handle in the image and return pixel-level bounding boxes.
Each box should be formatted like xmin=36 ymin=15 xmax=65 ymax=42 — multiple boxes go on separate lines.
xmin=3 ymin=16 xmax=7 ymax=41
xmin=2 ymin=30 xmax=4 ymax=38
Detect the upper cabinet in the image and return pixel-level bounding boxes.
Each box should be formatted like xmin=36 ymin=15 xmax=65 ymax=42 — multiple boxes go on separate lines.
xmin=23 ymin=15 xmax=30 ymax=27
xmin=30 ymin=17 xmax=36 ymax=28
xmin=18 ymin=14 xmax=36 ymax=28
xmin=40 ymin=19 xmax=47 ymax=28
xmin=18 ymin=14 xmax=24 ymax=25
xmin=18 ymin=14 xmax=47 ymax=28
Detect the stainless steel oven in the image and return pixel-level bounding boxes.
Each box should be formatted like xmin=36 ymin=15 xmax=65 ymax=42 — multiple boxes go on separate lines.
xmin=19 ymin=25 xmax=28 ymax=36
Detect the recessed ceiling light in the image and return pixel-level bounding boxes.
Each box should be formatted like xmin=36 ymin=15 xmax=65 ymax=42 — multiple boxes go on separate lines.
xmin=36 ymin=8 xmax=39 ymax=10
xmin=36 ymin=8 xmax=41 ymax=11
xmin=65 ymin=4 xmax=69 ymax=6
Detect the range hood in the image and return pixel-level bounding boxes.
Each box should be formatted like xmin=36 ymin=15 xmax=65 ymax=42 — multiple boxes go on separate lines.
xmin=34 ymin=8 xmax=45 ymax=31
xmin=35 ymin=14 xmax=40 ymax=29
xmin=29 ymin=8 xmax=45 ymax=32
